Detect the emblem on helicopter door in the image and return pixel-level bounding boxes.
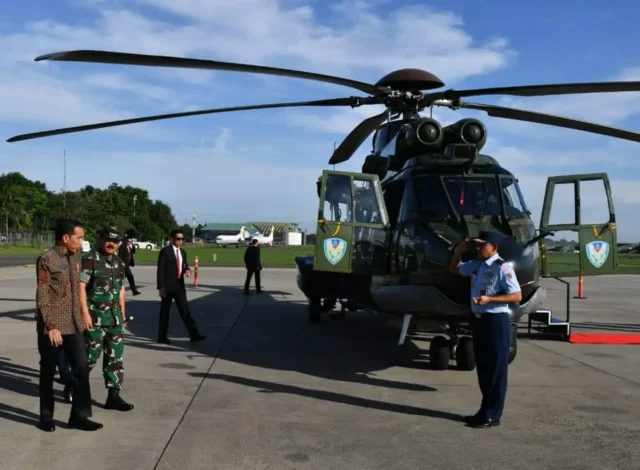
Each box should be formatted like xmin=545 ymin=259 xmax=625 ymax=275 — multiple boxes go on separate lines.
xmin=324 ymin=237 xmax=347 ymax=265
xmin=585 ymin=240 xmax=609 ymax=268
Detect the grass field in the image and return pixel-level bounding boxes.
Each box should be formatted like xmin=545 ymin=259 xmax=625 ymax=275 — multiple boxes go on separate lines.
xmin=2 ymin=244 xmax=640 ymax=274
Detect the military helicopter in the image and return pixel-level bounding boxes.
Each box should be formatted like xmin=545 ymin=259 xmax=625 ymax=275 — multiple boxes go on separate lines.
xmin=7 ymin=50 xmax=640 ymax=371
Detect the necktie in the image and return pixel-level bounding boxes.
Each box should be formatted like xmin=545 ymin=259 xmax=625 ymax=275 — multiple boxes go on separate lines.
xmin=176 ymin=249 xmax=181 ymax=278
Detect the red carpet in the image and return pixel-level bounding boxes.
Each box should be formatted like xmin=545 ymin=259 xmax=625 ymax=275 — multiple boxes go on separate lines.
xmin=569 ymin=333 xmax=640 ymax=344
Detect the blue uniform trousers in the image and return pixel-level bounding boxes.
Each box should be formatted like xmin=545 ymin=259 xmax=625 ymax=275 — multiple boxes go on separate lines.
xmin=472 ymin=312 xmax=511 ymax=421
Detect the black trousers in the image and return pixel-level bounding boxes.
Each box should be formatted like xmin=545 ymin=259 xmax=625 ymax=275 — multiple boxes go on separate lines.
xmin=472 ymin=312 xmax=511 ymax=421
xmin=38 ymin=332 xmax=92 ymax=421
xmin=158 ymin=287 xmax=198 ymax=340
xmin=124 ymin=265 xmax=138 ymax=291
xmin=244 ymin=269 xmax=261 ymax=292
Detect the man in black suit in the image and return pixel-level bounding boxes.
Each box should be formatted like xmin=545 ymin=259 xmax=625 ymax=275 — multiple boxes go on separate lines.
xmin=118 ymin=238 xmax=140 ymax=295
xmin=244 ymin=238 xmax=262 ymax=295
xmin=156 ymin=229 xmax=206 ymax=344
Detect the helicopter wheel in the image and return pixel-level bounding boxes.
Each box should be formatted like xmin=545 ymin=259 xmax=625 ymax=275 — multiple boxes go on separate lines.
xmin=308 ymin=299 xmax=322 ymax=323
xmin=455 ymin=336 xmax=476 ymax=371
xmin=429 ymin=336 xmax=450 ymax=370
xmin=508 ymin=323 xmax=518 ymax=364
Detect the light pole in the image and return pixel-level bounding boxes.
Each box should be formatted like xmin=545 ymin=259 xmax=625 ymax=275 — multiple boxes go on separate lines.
xmin=192 ymin=212 xmax=197 ymax=246
xmin=133 ymin=195 xmax=137 ymax=222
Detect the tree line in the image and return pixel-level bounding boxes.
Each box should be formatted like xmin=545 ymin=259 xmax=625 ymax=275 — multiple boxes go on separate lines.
xmin=0 ymin=171 xmax=181 ymax=243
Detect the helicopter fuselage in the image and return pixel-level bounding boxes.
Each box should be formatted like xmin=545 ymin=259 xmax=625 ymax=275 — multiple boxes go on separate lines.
xmin=299 ymin=115 xmax=548 ymax=334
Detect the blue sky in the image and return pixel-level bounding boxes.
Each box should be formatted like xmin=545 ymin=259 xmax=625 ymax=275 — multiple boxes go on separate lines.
xmin=1 ymin=0 xmax=639 ymax=241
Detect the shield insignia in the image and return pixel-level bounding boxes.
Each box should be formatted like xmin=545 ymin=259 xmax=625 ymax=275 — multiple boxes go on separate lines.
xmin=323 ymin=237 xmax=348 ymax=265
xmin=585 ymin=240 xmax=609 ymax=268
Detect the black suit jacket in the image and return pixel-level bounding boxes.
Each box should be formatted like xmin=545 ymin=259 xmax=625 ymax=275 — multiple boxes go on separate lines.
xmin=157 ymin=244 xmax=190 ymax=291
xmin=119 ymin=244 xmax=136 ymax=267
xmin=244 ymin=245 xmax=262 ymax=271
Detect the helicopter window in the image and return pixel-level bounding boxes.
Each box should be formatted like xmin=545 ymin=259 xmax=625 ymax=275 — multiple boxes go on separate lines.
xmin=442 ymin=176 xmax=501 ymax=216
xmin=412 ymin=175 xmax=451 ymax=216
xmin=353 ymin=179 xmax=382 ymax=224
xmin=323 ymin=174 xmax=352 ymax=223
xmin=500 ymin=177 xmax=528 ymax=218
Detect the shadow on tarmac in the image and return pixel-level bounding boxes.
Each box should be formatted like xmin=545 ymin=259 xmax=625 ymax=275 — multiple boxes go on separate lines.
xmin=1 ymin=278 xmax=465 ymax=429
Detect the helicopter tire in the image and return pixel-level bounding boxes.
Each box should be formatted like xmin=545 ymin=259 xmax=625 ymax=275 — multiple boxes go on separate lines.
xmin=455 ymin=336 xmax=475 ymax=371
xmin=308 ymin=299 xmax=322 ymax=323
xmin=508 ymin=323 xmax=518 ymax=364
xmin=429 ymin=336 xmax=450 ymax=370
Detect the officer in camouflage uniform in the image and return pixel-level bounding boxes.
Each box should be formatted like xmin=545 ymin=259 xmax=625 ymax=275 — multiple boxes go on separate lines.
xmin=80 ymin=226 xmax=134 ymax=412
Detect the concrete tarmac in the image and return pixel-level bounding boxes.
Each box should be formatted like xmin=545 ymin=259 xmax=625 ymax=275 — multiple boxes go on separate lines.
xmin=0 ymin=266 xmax=638 ymax=470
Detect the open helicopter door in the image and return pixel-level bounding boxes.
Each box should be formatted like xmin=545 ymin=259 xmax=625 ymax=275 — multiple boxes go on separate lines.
xmin=314 ymin=170 xmax=390 ymax=274
xmin=539 ymin=173 xmax=617 ymax=277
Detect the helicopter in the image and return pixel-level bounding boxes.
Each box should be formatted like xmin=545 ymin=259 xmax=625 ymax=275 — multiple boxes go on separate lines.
xmin=7 ymin=50 xmax=640 ymax=371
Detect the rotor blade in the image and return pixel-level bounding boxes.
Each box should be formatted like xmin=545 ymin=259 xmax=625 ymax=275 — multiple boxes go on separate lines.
xmin=437 ymin=81 xmax=640 ymax=99
xmin=438 ymin=100 xmax=640 ymax=143
xmin=7 ymin=97 xmax=372 ymax=143
xmin=36 ymin=50 xmax=388 ymax=97
xmin=329 ymin=112 xmax=388 ymax=165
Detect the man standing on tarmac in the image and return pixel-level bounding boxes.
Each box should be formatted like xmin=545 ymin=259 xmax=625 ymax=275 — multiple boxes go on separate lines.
xmin=80 ymin=226 xmax=134 ymax=412
xmin=243 ymin=238 xmax=262 ymax=295
xmin=449 ymin=230 xmax=522 ymax=428
xmin=35 ymin=218 xmax=102 ymax=432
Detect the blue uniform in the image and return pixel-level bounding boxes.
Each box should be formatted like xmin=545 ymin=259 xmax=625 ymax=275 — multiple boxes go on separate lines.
xmin=458 ymin=253 xmax=521 ymax=423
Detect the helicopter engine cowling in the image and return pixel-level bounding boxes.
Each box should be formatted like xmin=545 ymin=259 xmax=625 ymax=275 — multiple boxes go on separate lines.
xmin=395 ymin=117 xmax=444 ymax=157
xmin=442 ymin=118 xmax=487 ymax=150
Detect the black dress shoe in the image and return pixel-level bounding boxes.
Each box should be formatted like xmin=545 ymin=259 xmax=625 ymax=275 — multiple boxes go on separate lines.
xmin=468 ymin=418 xmax=500 ymax=428
xmin=132 ymin=291 xmax=141 ymax=296
xmin=37 ymin=420 xmax=55 ymax=432
xmin=158 ymin=338 xmax=172 ymax=344
xmin=463 ymin=411 xmax=483 ymax=423
xmin=68 ymin=416 xmax=103 ymax=431
xmin=190 ymin=334 xmax=206 ymax=342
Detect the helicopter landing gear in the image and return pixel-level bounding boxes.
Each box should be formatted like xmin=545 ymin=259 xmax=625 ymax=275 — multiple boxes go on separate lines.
xmin=428 ymin=333 xmax=475 ymax=371
xmin=429 ymin=336 xmax=451 ymax=370
xmin=429 ymin=323 xmax=477 ymax=371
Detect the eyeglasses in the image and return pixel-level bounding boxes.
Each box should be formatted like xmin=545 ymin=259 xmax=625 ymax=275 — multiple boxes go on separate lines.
xmin=175 ymin=237 xmax=184 ymax=241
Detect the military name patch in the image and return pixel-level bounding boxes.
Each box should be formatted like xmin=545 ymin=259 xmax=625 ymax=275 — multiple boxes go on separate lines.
xmin=323 ymin=237 xmax=347 ymax=265
xmin=585 ymin=240 xmax=609 ymax=268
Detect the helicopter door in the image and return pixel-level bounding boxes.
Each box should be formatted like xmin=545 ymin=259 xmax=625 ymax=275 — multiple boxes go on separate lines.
xmin=539 ymin=173 xmax=617 ymax=277
xmin=314 ymin=170 xmax=390 ymax=274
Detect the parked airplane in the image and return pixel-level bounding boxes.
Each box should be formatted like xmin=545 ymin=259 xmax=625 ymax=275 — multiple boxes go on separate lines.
xmin=215 ymin=227 xmax=248 ymax=247
xmin=251 ymin=225 xmax=275 ymax=247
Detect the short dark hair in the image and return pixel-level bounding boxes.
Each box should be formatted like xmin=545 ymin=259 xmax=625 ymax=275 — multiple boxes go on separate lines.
xmin=55 ymin=219 xmax=83 ymax=241
xmin=170 ymin=228 xmax=184 ymax=238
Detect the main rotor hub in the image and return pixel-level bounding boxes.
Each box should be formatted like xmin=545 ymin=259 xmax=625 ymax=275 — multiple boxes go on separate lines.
xmin=375 ymin=68 xmax=445 ymax=92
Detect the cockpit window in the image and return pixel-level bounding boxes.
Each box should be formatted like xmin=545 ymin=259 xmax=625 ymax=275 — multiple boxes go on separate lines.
xmin=413 ymin=175 xmax=529 ymax=219
xmin=500 ymin=177 xmax=529 ymax=218
xmin=442 ymin=176 xmax=502 ymax=216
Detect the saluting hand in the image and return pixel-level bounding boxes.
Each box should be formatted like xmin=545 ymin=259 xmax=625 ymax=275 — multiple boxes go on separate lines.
xmin=454 ymin=239 xmax=472 ymax=254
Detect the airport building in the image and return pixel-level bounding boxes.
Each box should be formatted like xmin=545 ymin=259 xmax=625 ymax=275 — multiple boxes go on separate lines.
xmin=200 ymin=222 xmax=303 ymax=245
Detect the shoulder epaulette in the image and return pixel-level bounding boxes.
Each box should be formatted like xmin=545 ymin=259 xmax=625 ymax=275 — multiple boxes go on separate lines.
xmin=495 ymin=259 xmax=505 ymax=265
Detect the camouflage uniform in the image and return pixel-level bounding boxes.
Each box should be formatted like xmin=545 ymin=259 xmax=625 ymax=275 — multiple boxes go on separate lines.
xmin=80 ymin=247 xmax=127 ymax=390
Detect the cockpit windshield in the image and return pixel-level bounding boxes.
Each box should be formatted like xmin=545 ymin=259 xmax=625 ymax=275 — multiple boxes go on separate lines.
xmin=413 ymin=175 xmax=529 ymax=219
